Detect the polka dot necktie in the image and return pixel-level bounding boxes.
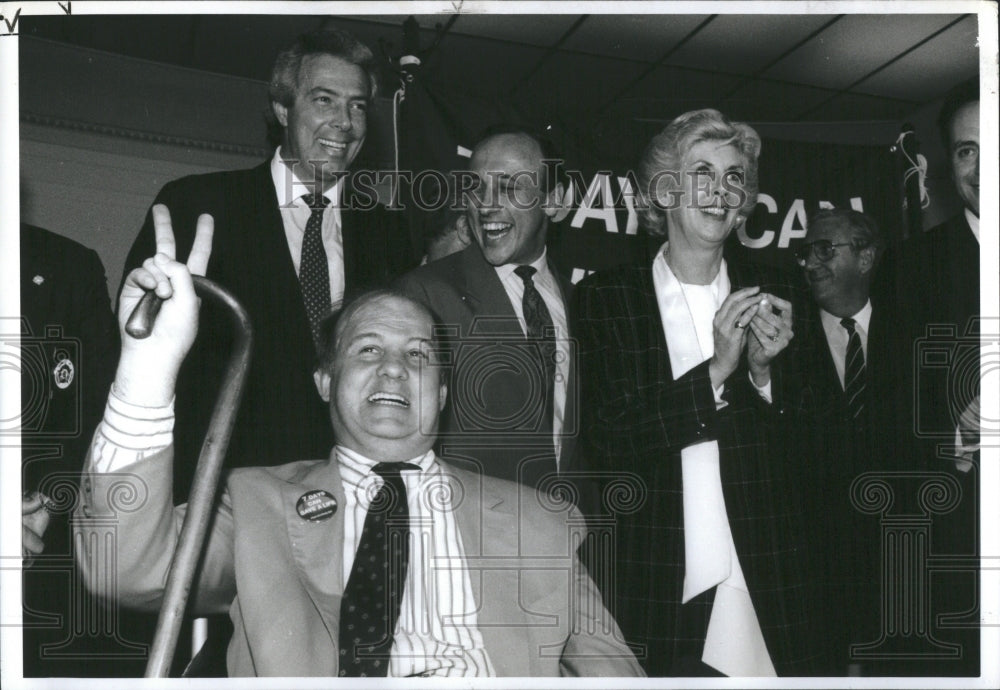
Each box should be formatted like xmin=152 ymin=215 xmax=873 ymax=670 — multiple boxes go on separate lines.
xmin=299 ymin=193 xmax=331 ymax=347
xmin=337 ymin=462 xmax=417 ymax=677
xmin=841 ymin=317 xmax=867 ymax=420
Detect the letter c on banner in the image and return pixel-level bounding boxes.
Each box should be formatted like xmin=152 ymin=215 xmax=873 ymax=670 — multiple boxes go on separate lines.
xmin=738 ymin=193 xmax=776 ymax=249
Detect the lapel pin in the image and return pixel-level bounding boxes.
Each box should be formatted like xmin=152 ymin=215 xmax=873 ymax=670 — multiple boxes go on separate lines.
xmin=296 ymin=490 xmax=337 ymax=521
xmin=53 ymin=357 xmax=74 ymax=389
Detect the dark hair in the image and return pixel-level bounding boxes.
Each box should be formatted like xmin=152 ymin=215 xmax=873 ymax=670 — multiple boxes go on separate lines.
xmin=472 ymin=124 xmax=568 ymax=193
xmin=315 ymin=289 xmax=449 ymax=384
xmin=636 ymin=109 xmax=761 ymax=237
xmin=937 ymin=78 xmax=979 ymax=149
xmin=808 ymin=208 xmax=884 ymax=259
xmin=269 ymin=27 xmax=379 ymax=110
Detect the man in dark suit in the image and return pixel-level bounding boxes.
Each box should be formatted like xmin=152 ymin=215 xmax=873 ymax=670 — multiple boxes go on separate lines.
xmin=396 ymin=127 xmax=573 ymax=488
xmin=19 ymin=223 xmax=154 ymax=677
xmin=121 ymin=27 xmax=417 ymax=501
xmin=882 ymin=78 xmax=982 ymax=678
xmin=904 ymin=78 xmax=981 ymax=468
xmin=794 ymin=209 xmax=905 ymax=675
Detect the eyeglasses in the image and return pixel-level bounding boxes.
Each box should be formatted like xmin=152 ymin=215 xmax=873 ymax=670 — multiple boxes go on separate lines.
xmin=794 ymin=240 xmax=855 ymax=264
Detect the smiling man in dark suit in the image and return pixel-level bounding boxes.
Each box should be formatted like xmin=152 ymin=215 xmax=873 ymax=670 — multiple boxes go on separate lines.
xmin=121 ymin=27 xmax=417 ymax=500
xmin=396 ymin=126 xmax=574 ymax=488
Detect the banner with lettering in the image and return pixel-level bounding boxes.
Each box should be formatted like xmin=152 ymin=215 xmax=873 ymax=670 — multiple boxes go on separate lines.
xmin=393 ymin=76 xmax=903 ymax=282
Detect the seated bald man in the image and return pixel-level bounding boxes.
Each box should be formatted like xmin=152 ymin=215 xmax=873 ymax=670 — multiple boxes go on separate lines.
xmin=73 ymin=206 xmax=642 ymax=678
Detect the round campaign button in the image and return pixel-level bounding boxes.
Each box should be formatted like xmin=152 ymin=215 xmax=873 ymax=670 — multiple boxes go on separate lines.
xmin=296 ymin=490 xmax=338 ymax=521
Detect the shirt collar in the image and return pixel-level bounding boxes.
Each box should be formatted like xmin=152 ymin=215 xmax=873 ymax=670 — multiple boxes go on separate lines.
xmin=270 ymin=147 xmax=343 ymax=208
xmin=335 ymin=445 xmax=436 ymax=478
xmin=495 ymin=247 xmax=549 ymax=283
xmin=820 ymin=299 xmax=873 ymax=335
xmin=964 ymin=207 xmax=980 ymax=243
xmin=653 ymin=241 xmax=729 ymax=304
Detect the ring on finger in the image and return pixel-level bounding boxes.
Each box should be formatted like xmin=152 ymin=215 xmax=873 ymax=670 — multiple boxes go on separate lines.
xmin=734 ymin=319 xmax=744 ymax=329
xmin=769 ymin=333 xmax=778 ymax=342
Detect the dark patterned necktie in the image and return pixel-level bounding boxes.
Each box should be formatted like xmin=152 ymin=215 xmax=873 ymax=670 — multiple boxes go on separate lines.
xmin=337 ymin=462 xmax=417 ymax=677
xmin=299 ymin=193 xmax=331 ymax=347
xmin=514 ymin=265 xmax=557 ymax=462
xmin=842 ymin=318 xmax=867 ymax=420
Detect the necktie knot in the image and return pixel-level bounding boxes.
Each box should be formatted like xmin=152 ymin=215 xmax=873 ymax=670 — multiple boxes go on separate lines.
xmin=301 ymin=193 xmax=331 ymax=210
xmin=841 ymin=317 xmax=857 ymax=334
xmin=514 ymin=264 xmax=537 ymax=285
xmin=368 ymin=462 xmax=418 ymax=516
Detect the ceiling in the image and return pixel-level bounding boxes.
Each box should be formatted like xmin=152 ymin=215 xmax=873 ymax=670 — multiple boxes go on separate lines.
xmin=21 ymin=10 xmax=980 ymax=153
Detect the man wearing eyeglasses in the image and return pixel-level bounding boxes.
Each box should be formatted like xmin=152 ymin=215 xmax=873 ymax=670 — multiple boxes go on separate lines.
xmin=793 ymin=208 xmax=905 ymax=675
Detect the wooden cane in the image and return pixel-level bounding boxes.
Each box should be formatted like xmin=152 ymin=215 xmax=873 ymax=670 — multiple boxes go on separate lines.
xmin=126 ymin=276 xmax=253 ymax=678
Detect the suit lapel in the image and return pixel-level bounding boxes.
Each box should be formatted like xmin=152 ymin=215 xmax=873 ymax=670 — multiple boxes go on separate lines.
xmin=281 ymin=456 xmax=347 ymax=647
xmin=246 ymin=161 xmax=315 ymax=365
xmin=457 ymin=245 xmax=522 ymax=336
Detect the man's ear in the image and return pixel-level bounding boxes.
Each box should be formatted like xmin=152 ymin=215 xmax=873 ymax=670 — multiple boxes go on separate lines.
xmin=858 ymin=245 xmax=876 ymax=275
xmin=272 ymin=101 xmax=289 ymax=129
xmin=544 ymin=181 xmax=570 ymax=221
xmin=438 ymin=383 xmax=448 ymax=413
xmin=313 ymin=369 xmax=332 ymax=402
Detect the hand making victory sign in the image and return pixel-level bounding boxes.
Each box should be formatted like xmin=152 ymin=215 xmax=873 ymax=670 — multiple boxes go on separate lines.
xmin=114 ymin=205 xmax=214 ymax=407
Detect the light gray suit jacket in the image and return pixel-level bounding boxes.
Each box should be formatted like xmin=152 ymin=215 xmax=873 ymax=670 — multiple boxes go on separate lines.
xmin=75 ymin=448 xmax=643 ymax=677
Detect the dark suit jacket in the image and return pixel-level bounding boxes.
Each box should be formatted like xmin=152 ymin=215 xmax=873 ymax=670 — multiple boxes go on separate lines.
xmin=876 ymin=214 xmax=981 ymax=676
xmin=122 ymin=160 xmax=417 ymax=499
xmin=20 ymin=223 xmax=118 ymax=491
xmin=572 ymin=256 xmax=818 ymax=676
xmin=19 ymin=224 xmax=153 ymax=678
xmin=396 ymin=244 xmax=576 ymax=487
xmin=795 ymin=300 xmax=910 ymax=674
xmin=75 ymin=448 xmax=645 ymax=677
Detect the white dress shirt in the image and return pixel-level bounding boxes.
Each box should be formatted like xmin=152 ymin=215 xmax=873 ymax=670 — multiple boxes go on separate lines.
xmin=270 ymin=148 xmax=346 ymax=310
xmin=494 ymin=249 xmax=570 ymax=466
xmin=88 ymin=393 xmax=495 ymax=677
xmin=965 ymin=207 xmax=980 ymax=243
xmin=819 ymin=300 xmax=873 ymax=390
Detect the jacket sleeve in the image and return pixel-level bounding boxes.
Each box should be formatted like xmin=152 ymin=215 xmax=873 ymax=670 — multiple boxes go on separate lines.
xmin=74 ymin=445 xmax=237 ymax=616
xmin=573 ymin=278 xmax=720 ymax=476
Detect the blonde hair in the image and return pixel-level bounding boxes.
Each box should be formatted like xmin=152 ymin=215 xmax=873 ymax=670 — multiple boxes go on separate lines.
xmin=636 ymin=109 xmax=761 ymax=237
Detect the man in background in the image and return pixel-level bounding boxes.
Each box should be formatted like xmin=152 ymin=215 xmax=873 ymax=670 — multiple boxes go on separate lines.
xmin=794 ymin=209 xmax=908 ymax=675
xmin=19 ymin=222 xmax=153 ymax=677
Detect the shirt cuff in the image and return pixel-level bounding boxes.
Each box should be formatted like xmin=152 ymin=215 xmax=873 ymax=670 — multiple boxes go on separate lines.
xmin=750 ymin=372 xmax=773 ymax=404
xmin=89 ymin=384 xmax=175 ymax=473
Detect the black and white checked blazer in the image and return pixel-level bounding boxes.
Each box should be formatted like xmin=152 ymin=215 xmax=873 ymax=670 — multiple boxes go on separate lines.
xmin=570 ymin=254 xmax=820 ymax=676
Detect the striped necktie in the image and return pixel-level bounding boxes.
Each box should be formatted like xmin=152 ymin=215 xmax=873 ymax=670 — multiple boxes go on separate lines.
xmin=841 ymin=317 xmax=866 ymax=419
xmin=513 ymin=265 xmax=557 ymax=473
